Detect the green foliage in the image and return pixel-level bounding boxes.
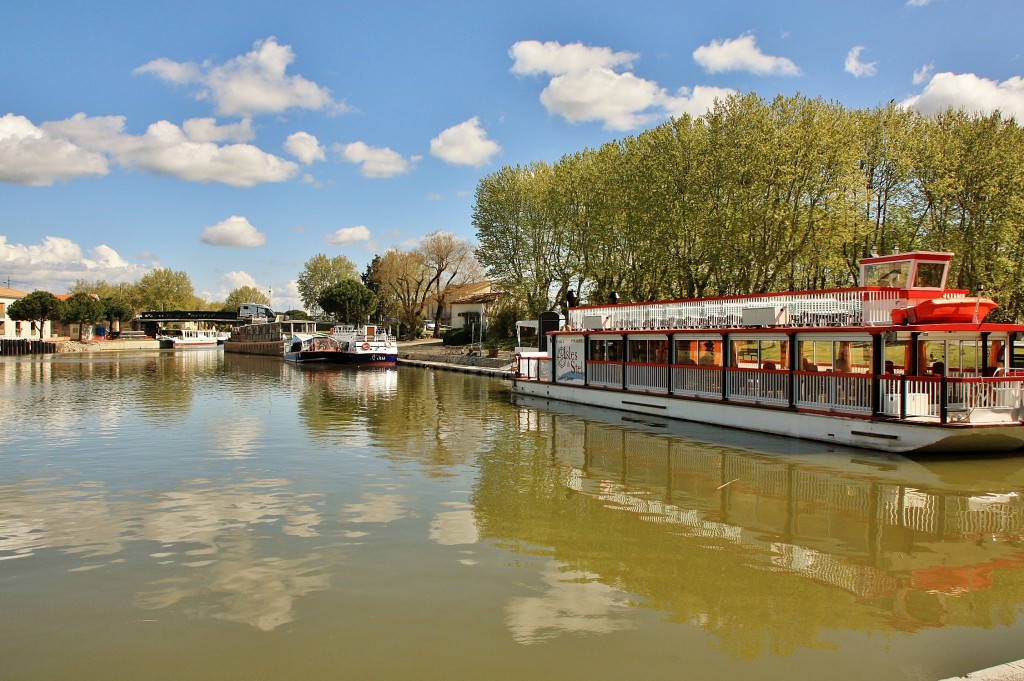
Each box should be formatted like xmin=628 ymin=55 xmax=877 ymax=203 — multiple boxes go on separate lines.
xmin=472 ymin=92 xmax=1024 ymax=320
xmin=297 ymin=253 xmax=359 ymax=316
xmin=317 ymin=279 xmax=379 ymax=323
xmin=223 ymin=286 xmax=270 ymax=312
xmin=442 ymin=327 xmax=471 ymax=346
xmin=134 ymin=269 xmax=195 ymax=312
xmin=7 ymin=291 xmax=65 ymax=339
xmin=60 ymin=292 xmax=105 ymax=340
xmin=284 ymin=309 xmax=310 ymax=320
xmin=101 ymin=297 xmax=136 ymax=324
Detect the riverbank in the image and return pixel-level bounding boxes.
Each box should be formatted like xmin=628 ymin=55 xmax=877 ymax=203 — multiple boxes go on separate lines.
xmin=396 ymin=338 xmax=513 ymax=379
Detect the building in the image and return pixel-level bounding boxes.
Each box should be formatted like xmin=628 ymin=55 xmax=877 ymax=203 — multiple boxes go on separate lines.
xmin=0 ymin=287 xmax=53 ymax=339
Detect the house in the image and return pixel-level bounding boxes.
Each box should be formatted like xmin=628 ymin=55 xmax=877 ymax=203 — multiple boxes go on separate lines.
xmin=0 ymin=287 xmax=53 ymax=339
xmin=450 ymin=291 xmax=503 ymax=337
xmin=423 ymin=280 xmax=493 ymax=328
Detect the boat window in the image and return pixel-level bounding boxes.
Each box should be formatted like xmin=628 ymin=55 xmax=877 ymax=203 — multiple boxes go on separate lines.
xmin=759 ymin=339 xmax=788 ymax=370
xmin=863 ymin=261 xmax=910 ymax=288
xmin=674 ymin=339 xmax=698 ymax=365
xmin=731 ymin=338 xmax=758 ymax=367
xmin=629 ymin=338 xmax=668 ymax=363
xmin=695 ymin=339 xmax=721 ymax=367
xmin=836 ymin=340 xmax=872 ymax=374
xmin=589 ymin=338 xmax=623 ymax=362
xmin=914 ymin=262 xmax=946 ymax=288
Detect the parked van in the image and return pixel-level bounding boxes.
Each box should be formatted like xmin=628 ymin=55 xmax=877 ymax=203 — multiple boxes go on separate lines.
xmin=238 ymin=303 xmax=275 ymax=319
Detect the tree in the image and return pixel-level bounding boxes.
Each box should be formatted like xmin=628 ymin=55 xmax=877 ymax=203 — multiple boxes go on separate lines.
xmin=223 ymin=286 xmax=271 ymax=313
xmin=7 ymin=291 xmax=65 ymax=339
xmin=318 ymin=279 xmax=378 ymax=323
xmin=419 ymin=231 xmax=480 ymax=337
xmin=101 ymin=297 xmax=136 ymax=333
xmin=134 ymin=269 xmax=195 ymax=311
xmin=369 ymin=249 xmax=432 ymax=336
xmin=60 ymin=292 xmax=105 ymax=340
xmin=297 ymin=253 xmax=359 ymax=316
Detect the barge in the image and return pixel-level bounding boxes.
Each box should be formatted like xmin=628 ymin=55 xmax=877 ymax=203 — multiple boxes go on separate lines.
xmin=513 ymin=251 xmax=1024 ymax=453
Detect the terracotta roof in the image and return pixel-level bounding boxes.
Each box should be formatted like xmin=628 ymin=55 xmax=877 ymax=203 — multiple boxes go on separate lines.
xmin=0 ymin=287 xmax=27 ymax=299
xmin=451 ymin=291 xmax=502 ymax=305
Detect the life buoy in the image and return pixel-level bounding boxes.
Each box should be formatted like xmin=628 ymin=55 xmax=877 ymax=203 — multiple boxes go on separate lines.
xmin=361 ymin=343 xmax=371 ymax=351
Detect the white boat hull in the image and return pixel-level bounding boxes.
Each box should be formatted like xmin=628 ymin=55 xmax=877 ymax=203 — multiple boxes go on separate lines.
xmin=512 ymin=379 xmax=1024 ymax=453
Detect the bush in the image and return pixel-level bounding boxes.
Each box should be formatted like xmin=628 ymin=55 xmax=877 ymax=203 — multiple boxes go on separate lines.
xmin=442 ymin=327 xmax=471 ymax=346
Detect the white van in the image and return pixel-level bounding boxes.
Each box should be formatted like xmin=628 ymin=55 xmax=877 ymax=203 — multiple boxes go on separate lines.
xmin=238 ymin=303 xmax=275 ymax=319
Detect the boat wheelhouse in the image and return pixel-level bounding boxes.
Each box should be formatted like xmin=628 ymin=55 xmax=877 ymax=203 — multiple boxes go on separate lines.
xmin=513 ymin=251 xmax=1024 ymax=453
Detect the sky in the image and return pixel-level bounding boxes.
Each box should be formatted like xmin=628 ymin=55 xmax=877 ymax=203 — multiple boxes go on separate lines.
xmin=2 ymin=0 xmax=1023 ymax=312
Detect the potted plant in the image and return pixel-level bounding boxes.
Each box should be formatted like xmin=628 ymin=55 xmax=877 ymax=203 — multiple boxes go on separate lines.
xmin=484 ymin=339 xmax=501 ymax=357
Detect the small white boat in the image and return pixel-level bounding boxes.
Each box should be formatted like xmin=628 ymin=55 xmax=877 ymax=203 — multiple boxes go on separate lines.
xmin=157 ymin=328 xmax=230 ymax=348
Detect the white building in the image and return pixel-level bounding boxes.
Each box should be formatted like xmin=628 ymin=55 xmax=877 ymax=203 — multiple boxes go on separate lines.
xmin=0 ymin=287 xmax=53 ymax=339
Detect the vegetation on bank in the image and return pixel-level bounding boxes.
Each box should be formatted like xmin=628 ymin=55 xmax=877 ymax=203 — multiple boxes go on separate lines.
xmin=473 ymin=94 xmax=1024 ymax=321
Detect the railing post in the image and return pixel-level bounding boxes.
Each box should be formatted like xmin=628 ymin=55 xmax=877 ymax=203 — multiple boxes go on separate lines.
xmin=900 ymin=375 xmax=907 ymax=419
xmin=939 ymin=374 xmax=948 ymax=423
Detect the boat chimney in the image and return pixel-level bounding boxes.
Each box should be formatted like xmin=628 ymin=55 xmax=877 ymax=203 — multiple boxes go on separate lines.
xmin=609 ymin=292 xmax=620 ymax=305
xmin=870 ymin=246 xmax=878 ymax=257
xmin=892 ymin=246 xmax=900 ymax=254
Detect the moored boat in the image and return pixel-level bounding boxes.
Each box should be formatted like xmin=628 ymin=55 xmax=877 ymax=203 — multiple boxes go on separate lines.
xmin=513 ymin=250 xmax=1024 ymax=454
xmin=223 ymin=318 xmax=320 ymax=356
xmin=157 ymin=327 xmax=230 ymax=348
xmin=284 ymin=324 xmax=397 ymax=366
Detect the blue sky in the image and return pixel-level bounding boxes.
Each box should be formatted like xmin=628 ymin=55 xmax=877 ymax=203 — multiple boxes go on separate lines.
xmin=2 ymin=0 xmax=1022 ymax=311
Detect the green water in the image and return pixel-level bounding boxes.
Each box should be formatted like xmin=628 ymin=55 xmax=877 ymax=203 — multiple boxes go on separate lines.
xmin=2 ymin=349 xmax=1024 ymax=680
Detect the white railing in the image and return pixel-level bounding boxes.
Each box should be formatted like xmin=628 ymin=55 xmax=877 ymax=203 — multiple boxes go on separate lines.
xmin=625 ymin=363 xmax=669 ymax=393
xmin=569 ymin=288 xmax=904 ymax=330
xmin=588 ymin=361 xmax=623 ymax=388
xmin=725 ymin=368 xmax=790 ymax=406
xmin=671 ymin=365 xmax=722 ymax=398
xmin=796 ymin=371 xmax=873 ymax=414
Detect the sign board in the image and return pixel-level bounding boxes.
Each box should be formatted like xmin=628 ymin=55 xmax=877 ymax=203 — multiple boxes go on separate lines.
xmin=554 ymin=334 xmax=586 ymax=385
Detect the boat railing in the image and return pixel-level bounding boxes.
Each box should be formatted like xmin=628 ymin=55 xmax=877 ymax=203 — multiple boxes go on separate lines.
xmin=795 ymin=371 xmax=873 ymax=414
xmin=587 ymin=360 xmax=623 ymax=388
xmin=725 ymin=367 xmax=790 ymax=406
xmin=625 ymin=362 xmax=669 ymax=394
xmin=569 ymin=288 xmax=903 ymax=330
xmin=671 ymin=365 xmax=722 ymax=398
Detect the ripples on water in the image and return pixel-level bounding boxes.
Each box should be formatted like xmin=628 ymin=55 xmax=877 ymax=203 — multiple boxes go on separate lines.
xmin=2 ymin=349 xmax=1024 ymax=680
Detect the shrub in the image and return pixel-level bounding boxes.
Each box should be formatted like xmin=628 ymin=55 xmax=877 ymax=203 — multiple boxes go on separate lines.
xmin=442 ymin=327 xmax=471 ymax=346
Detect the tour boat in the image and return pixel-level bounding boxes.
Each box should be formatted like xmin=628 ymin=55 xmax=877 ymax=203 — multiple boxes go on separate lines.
xmin=157 ymin=327 xmax=230 ymax=348
xmin=223 ymin=318 xmax=320 ymax=356
xmin=512 ymin=250 xmax=1024 ymax=453
xmin=284 ymin=324 xmax=397 ymax=366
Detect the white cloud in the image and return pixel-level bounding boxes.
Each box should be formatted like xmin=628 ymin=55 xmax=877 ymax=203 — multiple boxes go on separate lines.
xmin=202 ymin=270 xmax=265 ymax=303
xmin=200 ymin=215 xmax=267 ymax=248
xmin=844 ymin=46 xmax=878 ymax=78
xmin=429 ymin=117 xmax=502 ymax=165
xmin=0 ymin=234 xmax=149 ymax=292
xmin=134 ymin=37 xmax=346 ymax=118
xmin=182 ymin=117 xmax=254 ymax=143
xmin=510 ymin=40 xmax=731 ymax=131
xmin=913 ymin=63 xmax=935 ymax=86
xmin=510 ymin=40 xmax=638 ymax=77
xmin=0 ymin=113 xmax=108 ymax=186
xmin=902 ymin=72 xmax=1024 ymax=118
xmin=43 ymin=113 xmax=299 ymax=187
xmin=906 ymin=0 xmax=932 ymax=6
xmin=693 ymin=34 xmax=801 ymax=76
xmin=326 ymin=225 xmax=371 ymax=247
xmin=284 ymin=131 xmax=325 ymax=165
xmin=335 ymin=141 xmax=418 ymax=178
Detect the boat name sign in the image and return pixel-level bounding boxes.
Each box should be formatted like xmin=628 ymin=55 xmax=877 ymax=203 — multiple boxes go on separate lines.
xmin=556 ymin=336 xmax=586 ymax=384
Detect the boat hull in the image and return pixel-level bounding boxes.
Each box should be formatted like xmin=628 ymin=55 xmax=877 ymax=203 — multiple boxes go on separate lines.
xmin=512 ymin=379 xmax=1024 ymax=454
xmin=284 ymin=350 xmax=397 ymax=366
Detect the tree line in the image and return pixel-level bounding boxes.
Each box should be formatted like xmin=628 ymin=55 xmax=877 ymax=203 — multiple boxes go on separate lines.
xmin=472 ymin=93 xmax=1024 ymax=321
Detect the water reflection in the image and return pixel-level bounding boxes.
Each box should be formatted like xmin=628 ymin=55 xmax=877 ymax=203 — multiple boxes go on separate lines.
xmin=489 ymin=395 xmax=1024 ymax=653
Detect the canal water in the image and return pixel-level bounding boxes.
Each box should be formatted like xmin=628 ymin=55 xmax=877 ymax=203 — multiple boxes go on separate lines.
xmin=2 ymin=350 xmax=1024 ymax=680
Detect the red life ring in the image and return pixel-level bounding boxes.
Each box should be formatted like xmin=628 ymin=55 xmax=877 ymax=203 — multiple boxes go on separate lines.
xmin=361 ymin=343 xmax=371 ymax=350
